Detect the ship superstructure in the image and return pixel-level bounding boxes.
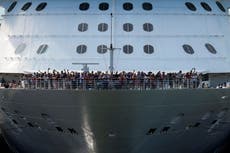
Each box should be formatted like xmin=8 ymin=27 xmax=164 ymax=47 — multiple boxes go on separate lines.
xmin=0 ymin=0 xmax=230 ymax=153
xmin=0 ymin=0 xmax=230 ymax=72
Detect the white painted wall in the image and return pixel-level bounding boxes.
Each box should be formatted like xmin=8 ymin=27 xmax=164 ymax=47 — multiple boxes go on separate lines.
xmin=0 ymin=0 xmax=229 ymax=73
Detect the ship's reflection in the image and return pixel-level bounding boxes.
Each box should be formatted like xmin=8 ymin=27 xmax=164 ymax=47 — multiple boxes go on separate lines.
xmin=0 ymin=132 xmax=230 ymax=153
xmin=0 ymin=134 xmax=13 ymax=153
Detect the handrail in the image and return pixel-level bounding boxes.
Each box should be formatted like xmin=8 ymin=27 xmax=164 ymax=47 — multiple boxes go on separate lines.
xmin=16 ymin=78 xmax=204 ymax=90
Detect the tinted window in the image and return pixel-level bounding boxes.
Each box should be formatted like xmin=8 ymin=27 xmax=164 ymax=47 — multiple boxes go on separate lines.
xmin=205 ymin=43 xmax=217 ymax=54
xmin=37 ymin=44 xmax=48 ymax=54
xmin=123 ymin=45 xmax=133 ymax=54
xmin=97 ymin=45 xmax=107 ymax=54
xmin=15 ymin=43 xmax=26 ymax=54
xmin=21 ymin=2 xmax=32 ymax=11
xmin=7 ymin=1 xmax=17 ymax=12
xmin=143 ymin=23 xmax=153 ymax=32
xmin=142 ymin=2 xmax=152 ymax=11
xmin=216 ymin=1 xmax=226 ymax=12
xmin=185 ymin=2 xmax=197 ymax=11
xmin=123 ymin=2 xmax=133 ymax=11
xmin=78 ymin=23 xmax=88 ymax=32
xmin=144 ymin=45 xmax=154 ymax=54
xmin=201 ymin=2 xmax=212 ymax=12
xmin=36 ymin=2 xmax=47 ymax=11
xmin=99 ymin=2 xmax=109 ymax=11
xmin=76 ymin=45 xmax=87 ymax=54
xmin=183 ymin=44 xmax=194 ymax=54
xmin=98 ymin=23 xmax=108 ymax=32
xmin=79 ymin=3 xmax=89 ymax=11
xmin=123 ymin=23 xmax=133 ymax=32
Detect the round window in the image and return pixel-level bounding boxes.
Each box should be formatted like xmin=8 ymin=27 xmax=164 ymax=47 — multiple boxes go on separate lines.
xmin=123 ymin=45 xmax=133 ymax=54
xmin=123 ymin=3 xmax=133 ymax=11
xmin=97 ymin=45 xmax=108 ymax=54
xmin=144 ymin=45 xmax=154 ymax=54
xmin=183 ymin=44 xmax=194 ymax=54
xmin=76 ymin=45 xmax=87 ymax=54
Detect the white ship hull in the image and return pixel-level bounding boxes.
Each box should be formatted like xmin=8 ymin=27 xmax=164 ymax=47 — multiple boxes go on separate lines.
xmin=0 ymin=89 xmax=230 ymax=153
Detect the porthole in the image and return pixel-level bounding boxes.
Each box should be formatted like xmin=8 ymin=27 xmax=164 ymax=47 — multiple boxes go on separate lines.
xmin=205 ymin=43 xmax=217 ymax=54
xmin=123 ymin=2 xmax=133 ymax=11
xmin=76 ymin=45 xmax=87 ymax=54
xmin=21 ymin=2 xmax=32 ymax=11
xmin=185 ymin=2 xmax=197 ymax=11
xmin=201 ymin=2 xmax=212 ymax=12
xmin=143 ymin=23 xmax=153 ymax=32
xmin=98 ymin=23 xmax=108 ymax=32
xmin=183 ymin=44 xmax=194 ymax=54
xmin=123 ymin=23 xmax=133 ymax=32
xmin=142 ymin=2 xmax=152 ymax=11
xmin=144 ymin=45 xmax=154 ymax=54
xmin=78 ymin=23 xmax=88 ymax=32
xmin=123 ymin=45 xmax=133 ymax=54
xmin=7 ymin=1 xmax=17 ymax=12
xmin=99 ymin=2 xmax=109 ymax=11
xmin=97 ymin=45 xmax=107 ymax=54
xmin=216 ymin=1 xmax=226 ymax=12
xmin=79 ymin=2 xmax=90 ymax=11
xmin=37 ymin=44 xmax=48 ymax=54
xmin=36 ymin=2 xmax=47 ymax=11
xmin=15 ymin=43 xmax=26 ymax=54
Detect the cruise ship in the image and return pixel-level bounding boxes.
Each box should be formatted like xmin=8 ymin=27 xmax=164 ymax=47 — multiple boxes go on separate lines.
xmin=0 ymin=0 xmax=230 ymax=153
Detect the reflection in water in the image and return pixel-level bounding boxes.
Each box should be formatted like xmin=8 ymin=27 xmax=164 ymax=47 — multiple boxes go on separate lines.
xmin=82 ymin=101 xmax=96 ymax=153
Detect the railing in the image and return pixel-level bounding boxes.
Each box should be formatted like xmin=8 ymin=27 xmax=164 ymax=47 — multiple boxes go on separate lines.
xmin=19 ymin=78 xmax=203 ymax=90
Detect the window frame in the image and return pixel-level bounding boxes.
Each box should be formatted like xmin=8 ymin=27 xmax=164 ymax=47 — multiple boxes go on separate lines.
xmin=36 ymin=2 xmax=47 ymax=11
xmin=98 ymin=23 xmax=108 ymax=32
xmin=123 ymin=23 xmax=133 ymax=32
xmin=205 ymin=43 xmax=217 ymax=54
xmin=216 ymin=1 xmax=226 ymax=12
xmin=78 ymin=23 xmax=88 ymax=32
xmin=182 ymin=44 xmax=194 ymax=54
xmin=185 ymin=2 xmax=197 ymax=11
xmin=144 ymin=45 xmax=154 ymax=54
xmin=15 ymin=43 xmax=27 ymax=54
xmin=143 ymin=23 xmax=153 ymax=32
xmin=76 ymin=45 xmax=87 ymax=54
xmin=37 ymin=44 xmax=48 ymax=54
xmin=97 ymin=45 xmax=108 ymax=54
xmin=7 ymin=1 xmax=17 ymax=13
xmin=123 ymin=2 xmax=133 ymax=11
xmin=99 ymin=2 xmax=109 ymax=11
xmin=200 ymin=2 xmax=212 ymax=12
xmin=21 ymin=2 xmax=32 ymax=11
xmin=142 ymin=2 xmax=153 ymax=11
xmin=123 ymin=45 xmax=134 ymax=54
xmin=79 ymin=2 xmax=90 ymax=11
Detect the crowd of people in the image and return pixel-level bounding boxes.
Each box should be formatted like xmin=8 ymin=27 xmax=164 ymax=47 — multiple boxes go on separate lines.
xmin=0 ymin=68 xmax=206 ymax=90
